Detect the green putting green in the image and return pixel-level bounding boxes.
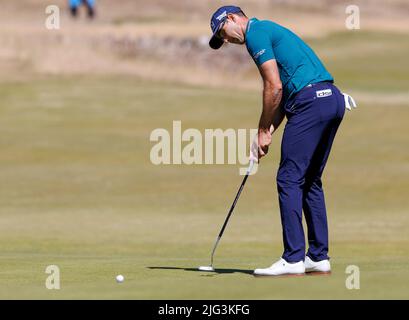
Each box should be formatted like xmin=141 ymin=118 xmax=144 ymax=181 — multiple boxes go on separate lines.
xmin=0 ymin=31 xmax=408 ymax=299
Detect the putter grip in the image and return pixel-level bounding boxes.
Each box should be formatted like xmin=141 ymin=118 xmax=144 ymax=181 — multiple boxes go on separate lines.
xmin=247 ymin=160 xmax=254 ymax=175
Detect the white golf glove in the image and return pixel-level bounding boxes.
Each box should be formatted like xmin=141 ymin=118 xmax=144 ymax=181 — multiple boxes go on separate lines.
xmin=249 ymin=125 xmax=275 ymax=164
xmin=342 ymin=92 xmax=357 ymax=111
xmin=249 ymin=134 xmax=259 ymax=164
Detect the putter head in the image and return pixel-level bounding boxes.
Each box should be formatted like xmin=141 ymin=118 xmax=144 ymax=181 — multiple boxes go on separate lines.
xmin=198 ymin=265 xmax=215 ymax=272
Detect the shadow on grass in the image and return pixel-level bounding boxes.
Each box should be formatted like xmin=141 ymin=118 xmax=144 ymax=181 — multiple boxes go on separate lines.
xmin=147 ymin=266 xmax=253 ymax=276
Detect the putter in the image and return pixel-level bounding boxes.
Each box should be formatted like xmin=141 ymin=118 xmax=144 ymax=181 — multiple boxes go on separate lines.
xmin=199 ymin=160 xmax=255 ymax=272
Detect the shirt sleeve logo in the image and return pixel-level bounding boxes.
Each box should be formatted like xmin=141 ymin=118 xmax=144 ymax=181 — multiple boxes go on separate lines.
xmin=253 ymin=49 xmax=266 ymax=60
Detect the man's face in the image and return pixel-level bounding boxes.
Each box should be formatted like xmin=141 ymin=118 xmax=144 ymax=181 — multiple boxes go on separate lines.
xmin=218 ymin=15 xmax=245 ymax=45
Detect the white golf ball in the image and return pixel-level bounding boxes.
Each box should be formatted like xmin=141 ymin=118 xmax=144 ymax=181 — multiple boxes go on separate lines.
xmin=116 ymin=274 xmax=124 ymax=283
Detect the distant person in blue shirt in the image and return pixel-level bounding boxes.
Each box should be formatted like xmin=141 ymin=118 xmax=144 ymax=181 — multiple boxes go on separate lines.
xmin=69 ymin=0 xmax=95 ymax=19
xmin=209 ymin=6 xmax=354 ymax=277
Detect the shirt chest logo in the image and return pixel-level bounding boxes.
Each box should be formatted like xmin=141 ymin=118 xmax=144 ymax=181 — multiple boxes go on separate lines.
xmin=316 ymin=89 xmax=332 ymax=98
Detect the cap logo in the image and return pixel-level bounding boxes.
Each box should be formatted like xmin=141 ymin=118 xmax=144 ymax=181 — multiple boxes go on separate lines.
xmin=216 ymin=11 xmax=227 ymax=21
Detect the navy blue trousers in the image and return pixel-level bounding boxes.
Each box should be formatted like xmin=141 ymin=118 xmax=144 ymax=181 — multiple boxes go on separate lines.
xmin=277 ymin=81 xmax=345 ymax=263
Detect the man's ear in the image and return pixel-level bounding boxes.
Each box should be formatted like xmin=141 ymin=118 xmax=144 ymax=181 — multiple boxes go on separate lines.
xmin=227 ymin=13 xmax=236 ymax=22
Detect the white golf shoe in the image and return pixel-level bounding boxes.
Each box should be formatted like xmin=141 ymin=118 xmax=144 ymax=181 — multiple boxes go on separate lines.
xmin=253 ymin=258 xmax=305 ymax=277
xmin=305 ymin=256 xmax=331 ymax=275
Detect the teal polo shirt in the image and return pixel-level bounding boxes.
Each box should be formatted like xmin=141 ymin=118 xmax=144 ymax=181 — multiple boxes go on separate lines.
xmin=245 ymin=18 xmax=333 ymax=103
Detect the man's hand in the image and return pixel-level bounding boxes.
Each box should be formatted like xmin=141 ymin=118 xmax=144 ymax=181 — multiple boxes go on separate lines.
xmin=250 ymin=125 xmax=273 ymax=163
xmin=258 ymin=129 xmax=272 ymax=159
xmin=250 ymin=135 xmax=259 ymax=163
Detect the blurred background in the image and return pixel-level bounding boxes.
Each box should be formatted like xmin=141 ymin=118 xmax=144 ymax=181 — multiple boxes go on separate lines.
xmin=0 ymin=0 xmax=408 ymax=299
xmin=1 ymin=0 xmax=408 ymax=88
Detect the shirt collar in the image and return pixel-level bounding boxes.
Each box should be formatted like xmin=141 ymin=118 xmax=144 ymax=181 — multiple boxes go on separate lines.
xmin=246 ymin=17 xmax=258 ymax=33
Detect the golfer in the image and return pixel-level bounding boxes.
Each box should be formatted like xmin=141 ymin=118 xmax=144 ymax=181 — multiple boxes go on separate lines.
xmin=209 ymin=6 xmax=349 ymax=276
xmin=69 ymin=0 xmax=96 ymax=18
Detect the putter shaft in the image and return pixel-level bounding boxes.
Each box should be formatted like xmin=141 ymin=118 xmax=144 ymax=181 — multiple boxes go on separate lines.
xmin=208 ymin=161 xmax=254 ymax=267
